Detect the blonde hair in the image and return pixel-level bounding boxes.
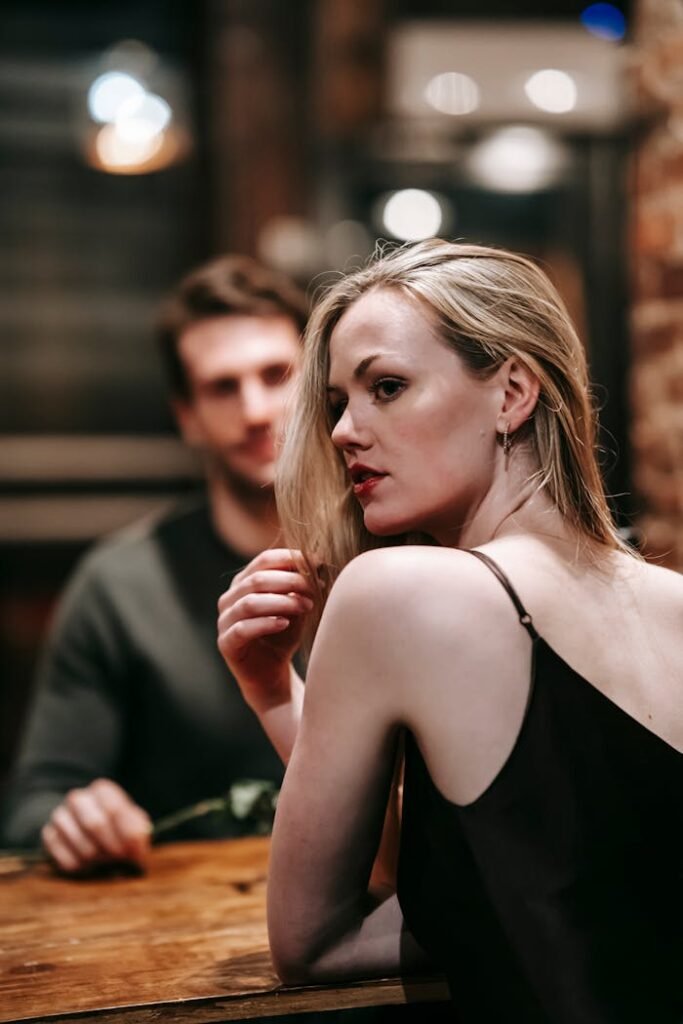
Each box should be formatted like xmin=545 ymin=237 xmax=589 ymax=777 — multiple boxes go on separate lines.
xmin=276 ymin=239 xmax=625 ymax=636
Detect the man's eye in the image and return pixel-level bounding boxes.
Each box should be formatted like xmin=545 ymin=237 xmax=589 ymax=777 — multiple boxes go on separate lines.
xmin=262 ymin=364 xmax=291 ymax=387
xmin=371 ymin=377 xmax=405 ymax=401
xmin=208 ymin=379 xmax=238 ymax=397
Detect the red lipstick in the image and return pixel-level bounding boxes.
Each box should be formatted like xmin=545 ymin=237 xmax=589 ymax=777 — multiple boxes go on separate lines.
xmin=349 ymin=463 xmax=387 ymax=498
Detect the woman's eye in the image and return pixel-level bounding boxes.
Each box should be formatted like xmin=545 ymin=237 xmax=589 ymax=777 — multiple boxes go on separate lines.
xmin=371 ymin=377 xmax=405 ymax=402
xmin=328 ymin=399 xmax=347 ymax=424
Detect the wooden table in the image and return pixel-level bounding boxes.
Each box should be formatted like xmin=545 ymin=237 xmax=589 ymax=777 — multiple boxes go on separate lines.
xmin=0 ymin=837 xmax=448 ymax=1023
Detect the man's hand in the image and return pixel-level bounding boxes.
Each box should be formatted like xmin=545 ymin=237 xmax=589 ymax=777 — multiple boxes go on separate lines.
xmin=41 ymin=778 xmax=151 ymax=874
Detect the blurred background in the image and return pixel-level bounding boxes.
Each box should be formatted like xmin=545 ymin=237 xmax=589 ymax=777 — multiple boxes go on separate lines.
xmin=1 ymin=0 xmax=681 ymax=797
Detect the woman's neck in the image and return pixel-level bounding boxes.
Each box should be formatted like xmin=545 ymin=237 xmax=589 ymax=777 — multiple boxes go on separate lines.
xmin=433 ymin=449 xmax=574 ymax=551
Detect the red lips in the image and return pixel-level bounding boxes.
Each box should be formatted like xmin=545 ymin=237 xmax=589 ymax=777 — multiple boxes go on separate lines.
xmin=348 ymin=463 xmax=383 ymax=482
xmin=348 ymin=463 xmax=387 ymax=497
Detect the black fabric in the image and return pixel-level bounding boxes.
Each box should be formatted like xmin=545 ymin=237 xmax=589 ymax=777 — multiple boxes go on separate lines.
xmin=1 ymin=497 xmax=284 ymax=846
xmin=398 ymin=553 xmax=683 ymax=1024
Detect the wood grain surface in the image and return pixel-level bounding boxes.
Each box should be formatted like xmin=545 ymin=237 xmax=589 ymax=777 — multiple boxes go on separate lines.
xmin=0 ymin=837 xmax=448 ymax=1023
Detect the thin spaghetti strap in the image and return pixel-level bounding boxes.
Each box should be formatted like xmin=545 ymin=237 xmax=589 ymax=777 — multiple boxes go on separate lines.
xmin=468 ymin=550 xmax=539 ymax=641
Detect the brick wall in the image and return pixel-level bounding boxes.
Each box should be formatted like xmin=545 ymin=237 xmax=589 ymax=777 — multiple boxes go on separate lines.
xmin=631 ymin=0 xmax=683 ymax=569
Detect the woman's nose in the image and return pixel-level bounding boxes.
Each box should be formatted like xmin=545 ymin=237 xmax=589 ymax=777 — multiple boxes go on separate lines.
xmin=330 ymin=405 xmax=367 ymax=450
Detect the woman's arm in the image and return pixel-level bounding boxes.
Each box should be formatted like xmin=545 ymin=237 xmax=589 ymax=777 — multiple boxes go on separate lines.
xmin=266 ymin=554 xmax=431 ymax=984
xmin=250 ymin=663 xmax=305 ymax=765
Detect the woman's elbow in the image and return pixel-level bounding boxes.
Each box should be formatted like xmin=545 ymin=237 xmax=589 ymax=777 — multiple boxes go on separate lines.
xmin=269 ymin=935 xmax=322 ymax=987
xmin=272 ymin=955 xmax=315 ymax=987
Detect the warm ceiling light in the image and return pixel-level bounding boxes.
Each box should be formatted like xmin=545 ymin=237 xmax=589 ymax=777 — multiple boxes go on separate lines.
xmin=115 ymin=93 xmax=172 ymax=145
xmin=94 ymin=123 xmax=164 ymax=170
xmin=88 ymin=71 xmax=145 ymax=123
xmin=424 ymin=71 xmax=480 ymax=115
xmin=524 ymin=69 xmax=577 ymax=114
xmin=382 ymin=189 xmax=443 ymax=241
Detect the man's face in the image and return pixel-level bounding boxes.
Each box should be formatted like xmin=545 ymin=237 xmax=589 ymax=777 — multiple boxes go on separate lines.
xmin=174 ymin=314 xmax=301 ymax=489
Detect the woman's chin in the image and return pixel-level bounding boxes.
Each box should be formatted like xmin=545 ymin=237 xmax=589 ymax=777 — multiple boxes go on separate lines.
xmin=363 ymin=510 xmax=420 ymax=537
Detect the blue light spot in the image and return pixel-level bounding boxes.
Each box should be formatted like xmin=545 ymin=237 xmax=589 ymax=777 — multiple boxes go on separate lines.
xmin=580 ymin=3 xmax=626 ymax=41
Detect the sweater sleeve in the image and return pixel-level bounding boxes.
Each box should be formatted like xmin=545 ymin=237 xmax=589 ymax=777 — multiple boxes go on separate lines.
xmin=1 ymin=551 xmax=130 ymax=848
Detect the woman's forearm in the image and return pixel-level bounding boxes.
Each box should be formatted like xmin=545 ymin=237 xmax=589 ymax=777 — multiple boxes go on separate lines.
xmin=253 ymin=667 xmax=305 ymax=765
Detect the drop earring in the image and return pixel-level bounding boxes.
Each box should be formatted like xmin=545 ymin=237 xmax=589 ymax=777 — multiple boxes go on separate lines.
xmin=502 ymin=422 xmax=512 ymax=467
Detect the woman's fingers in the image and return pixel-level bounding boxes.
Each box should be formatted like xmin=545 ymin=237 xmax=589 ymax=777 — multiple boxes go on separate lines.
xmin=220 ymin=592 xmax=313 ymax=628
xmin=220 ymin=615 xmax=291 ymax=656
xmin=218 ymin=594 xmax=311 ymax=656
xmin=219 ymin=569 xmax=314 ymax=613
xmin=230 ymin=548 xmax=311 ymax=586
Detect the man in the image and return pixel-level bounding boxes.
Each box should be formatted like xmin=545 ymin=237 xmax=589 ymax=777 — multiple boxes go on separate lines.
xmin=1 ymin=255 xmax=307 ymax=873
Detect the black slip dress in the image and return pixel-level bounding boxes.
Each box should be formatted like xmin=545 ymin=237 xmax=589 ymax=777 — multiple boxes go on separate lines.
xmin=397 ymin=550 xmax=683 ymax=1023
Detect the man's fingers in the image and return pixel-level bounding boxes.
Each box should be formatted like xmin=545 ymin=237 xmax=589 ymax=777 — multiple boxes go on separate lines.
xmin=66 ymin=780 xmax=151 ymax=864
xmin=66 ymin=786 xmax=128 ymax=859
xmin=50 ymin=805 xmax=100 ymax=862
xmin=92 ymin=780 xmax=152 ymax=864
xmin=42 ymin=781 xmax=151 ymax=874
xmin=41 ymin=822 xmax=83 ymax=874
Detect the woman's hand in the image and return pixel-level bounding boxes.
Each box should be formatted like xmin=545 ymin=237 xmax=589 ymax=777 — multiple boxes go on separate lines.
xmin=217 ymin=548 xmax=314 ymax=716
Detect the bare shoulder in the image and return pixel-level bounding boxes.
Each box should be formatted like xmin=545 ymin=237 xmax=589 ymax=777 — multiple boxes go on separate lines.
xmin=638 ymin=557 xmax=683 ymax=594
xmin=320 ymin=544 xmax=526 ymax=658
xmin=633 ymin=558 xmax=683 ymax=626
xmin=329 ymin=545 xmax=504 ymax=616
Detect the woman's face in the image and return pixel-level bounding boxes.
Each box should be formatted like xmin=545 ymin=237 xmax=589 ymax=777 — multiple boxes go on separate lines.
xmin=327 ymin=288 xmax=502 ymax=543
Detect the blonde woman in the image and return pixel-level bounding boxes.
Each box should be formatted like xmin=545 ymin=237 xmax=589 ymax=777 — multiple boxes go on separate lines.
xmin=217 ymin=241 xmax=683 ymax=1023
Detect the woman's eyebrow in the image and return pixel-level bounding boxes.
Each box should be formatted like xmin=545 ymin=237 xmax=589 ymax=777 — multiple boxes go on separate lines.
xmin=327 ymin=353 xmax=382 ymax=392
xmin=353 ymin=354 xmax=380 ymax=379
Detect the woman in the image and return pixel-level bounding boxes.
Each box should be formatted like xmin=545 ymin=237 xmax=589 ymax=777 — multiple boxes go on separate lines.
xmin=217 ymin=240 xmax=683 ymax=1023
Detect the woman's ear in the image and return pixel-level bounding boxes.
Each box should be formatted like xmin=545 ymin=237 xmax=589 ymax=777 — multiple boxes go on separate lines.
xmin=495 ymin=357 xmax=540 ymax=434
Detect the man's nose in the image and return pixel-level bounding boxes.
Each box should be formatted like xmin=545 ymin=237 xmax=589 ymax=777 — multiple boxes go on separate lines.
xmin=240 ymin=379 xmax=274 ymax=424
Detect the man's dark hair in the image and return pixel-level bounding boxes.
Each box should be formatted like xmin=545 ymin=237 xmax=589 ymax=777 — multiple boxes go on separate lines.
xmin=157 ymin=254 xmax=309 ymax=399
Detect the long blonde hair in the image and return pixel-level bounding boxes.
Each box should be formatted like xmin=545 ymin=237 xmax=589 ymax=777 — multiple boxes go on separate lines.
xmin=276 ymin=239 xmax=625 ymax=637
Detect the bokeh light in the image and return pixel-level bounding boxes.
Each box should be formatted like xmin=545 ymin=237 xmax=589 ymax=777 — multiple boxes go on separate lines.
xmin=580 ymin=3 xmax=626 ymax=42
xmin=524 ymin=69 xmax=577 ymax=114
xmin=467 ymin=126 xmax=566 ymax=192
xmin=424 ymin=72 xmax=480 ymax=115
xmin=88 ymin=71 xmax=145 ymax=124
xmin=95 ymin=123 xmax=164 ymax=169
xmin=115 ymin=93 xmax=172 ymax=145
xmin=381 ymin=190 xmax=443 ymax=241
